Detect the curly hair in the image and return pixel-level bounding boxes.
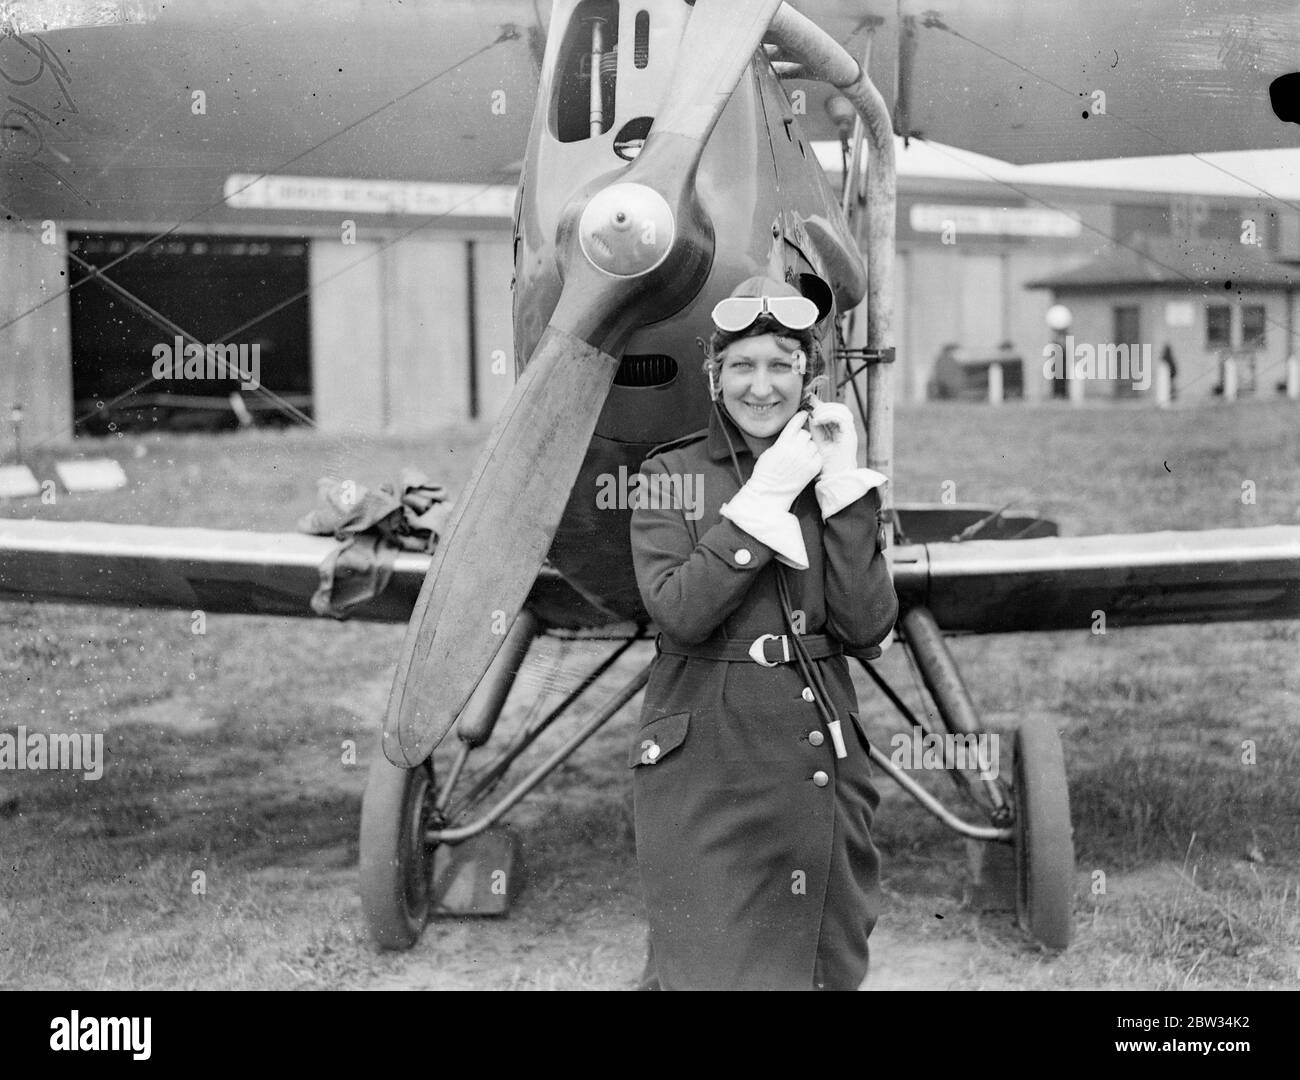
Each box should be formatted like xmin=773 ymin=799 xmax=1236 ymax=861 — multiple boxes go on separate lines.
xmin=703 ymin=315 xmax=827 ymax=400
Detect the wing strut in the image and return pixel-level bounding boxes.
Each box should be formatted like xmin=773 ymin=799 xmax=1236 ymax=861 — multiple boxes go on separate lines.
xmin=766 ymin=5 xmax=897 ymax=528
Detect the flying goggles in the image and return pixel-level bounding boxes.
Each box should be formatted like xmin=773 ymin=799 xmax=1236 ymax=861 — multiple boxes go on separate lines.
xmin=711 ymin=293 xmax=820 ymax=333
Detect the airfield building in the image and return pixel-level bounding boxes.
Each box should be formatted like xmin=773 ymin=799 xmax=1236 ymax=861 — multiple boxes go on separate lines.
xmin=845 ymin=140 xmax=1300 ymax=405
xmin=3 ymin=137 xmax=1298 ymax=449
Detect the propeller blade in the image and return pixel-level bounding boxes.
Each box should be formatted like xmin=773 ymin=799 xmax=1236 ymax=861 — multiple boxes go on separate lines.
xmin=384 ymin=0 xmax=787 ymax=766
xmin=653 ymin=0 xmax=784 ymax=147
xmin=384 ymin=187 xmax=687 ymax=766
xmin=385 ymin=323 xmax=619 ymax=765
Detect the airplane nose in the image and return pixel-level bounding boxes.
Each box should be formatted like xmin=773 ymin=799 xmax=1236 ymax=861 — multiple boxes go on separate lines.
xmin=578 ymin=182 xmax=675 ymax=277
xmin=386 ymin=0 xmax=783 ymax=766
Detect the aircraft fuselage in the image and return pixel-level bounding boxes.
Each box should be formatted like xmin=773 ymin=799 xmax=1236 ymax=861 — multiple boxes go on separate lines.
xmin=513 ymin=0 xmax=865 ymax=625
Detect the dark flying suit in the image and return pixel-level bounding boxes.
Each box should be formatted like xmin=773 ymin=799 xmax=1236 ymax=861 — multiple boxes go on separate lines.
xmin=629 ymin=404 xmax=898 ymax=990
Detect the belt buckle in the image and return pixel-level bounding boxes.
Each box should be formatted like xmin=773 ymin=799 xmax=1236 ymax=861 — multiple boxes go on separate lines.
xmin=749 ymin=633 xmax=790 ymax=667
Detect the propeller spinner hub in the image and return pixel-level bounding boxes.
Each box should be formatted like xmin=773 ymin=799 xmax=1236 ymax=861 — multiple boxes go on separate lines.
xmin=577 ymin=183 xmax=675 ymax=278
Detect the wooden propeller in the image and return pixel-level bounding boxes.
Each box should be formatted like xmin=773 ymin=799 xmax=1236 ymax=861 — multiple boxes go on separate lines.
xmin=384 ymin=0 xmax=784 ymax=765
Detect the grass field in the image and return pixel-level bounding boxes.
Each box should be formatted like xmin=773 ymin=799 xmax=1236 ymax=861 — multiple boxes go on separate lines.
xmin=1 ymin=399 xmax=1298 ymax=990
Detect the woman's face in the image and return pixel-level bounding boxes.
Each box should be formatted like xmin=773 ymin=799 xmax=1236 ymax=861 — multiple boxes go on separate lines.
xmin=717 ymin=333 xmax=805 ymax=440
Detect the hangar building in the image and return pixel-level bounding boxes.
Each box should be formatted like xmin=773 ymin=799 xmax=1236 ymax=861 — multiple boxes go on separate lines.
xmin=4 ymin=134 xmax=1299 ymax=449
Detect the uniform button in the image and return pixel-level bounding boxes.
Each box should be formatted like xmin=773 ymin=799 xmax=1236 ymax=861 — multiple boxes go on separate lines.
xmin=812 ymin=770 xmax=829 ymax=787
xmin=734 ymin=548 xmax=752 ymax=566
xmin=808 ymin=730 xmax=824 ymax=747
xmin=801 ymin=687 xmax=814 ymax=702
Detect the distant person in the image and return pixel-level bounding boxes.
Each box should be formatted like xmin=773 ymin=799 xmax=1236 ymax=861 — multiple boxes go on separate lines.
xmin=1161 ymin=344 xmax=1178 ymax=401
xmin=929 ymin=343 xmax=961 ymax=400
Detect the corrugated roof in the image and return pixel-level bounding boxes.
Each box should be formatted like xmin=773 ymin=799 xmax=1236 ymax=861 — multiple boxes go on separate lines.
xmin=1024 ymin=237 xmax=1300 ymax=290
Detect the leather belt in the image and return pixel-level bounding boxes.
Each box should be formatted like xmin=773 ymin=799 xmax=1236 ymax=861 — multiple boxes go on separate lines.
xmin=656 ymin=632 xmax=843 ymax=667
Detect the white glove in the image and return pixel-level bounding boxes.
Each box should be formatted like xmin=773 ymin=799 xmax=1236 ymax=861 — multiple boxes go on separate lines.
xmin=720 ymin=411 xmax=821 ymax=569
xmin=807 ymin=395 xmax=888 ymax=519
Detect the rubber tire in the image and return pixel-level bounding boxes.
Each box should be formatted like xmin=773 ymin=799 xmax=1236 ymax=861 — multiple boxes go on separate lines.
xmin=1011 ymin=718 xmax=1075 ymax=949
xmin=359 ymin=753 xmax=439 ymax=950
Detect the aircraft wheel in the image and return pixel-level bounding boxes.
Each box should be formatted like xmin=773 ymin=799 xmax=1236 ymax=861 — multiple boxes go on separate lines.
xmin=1011 ymin=718 xmax=1075 ymax=949
xmin=359 ymin=752 xmax=439 ymax=950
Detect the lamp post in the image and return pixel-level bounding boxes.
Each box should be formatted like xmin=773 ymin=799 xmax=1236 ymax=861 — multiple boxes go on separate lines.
xmin=1045 ymin=304 xmax=1074 ymax=403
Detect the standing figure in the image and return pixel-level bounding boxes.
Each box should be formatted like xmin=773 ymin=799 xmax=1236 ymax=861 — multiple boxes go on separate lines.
xmin=629 ymin=275 xmax=898 ymax=990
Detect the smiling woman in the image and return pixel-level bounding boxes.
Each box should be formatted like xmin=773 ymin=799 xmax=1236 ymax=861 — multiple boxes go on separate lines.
xmin=713 ymin=329 xmax=808 ymax=441
xmin=707 ymin=279 xmax=821 ymax=434
xmin=628 ymin=275 xmax=898 ymax=990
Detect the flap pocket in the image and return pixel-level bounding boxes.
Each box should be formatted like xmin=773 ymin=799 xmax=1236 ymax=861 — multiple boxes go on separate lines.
xmin=628 ymin=711 xmax=690 ymax=768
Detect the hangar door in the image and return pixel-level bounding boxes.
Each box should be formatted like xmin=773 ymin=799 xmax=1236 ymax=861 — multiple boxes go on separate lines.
xmin=67 ymin=233 xmax=311 ymax=434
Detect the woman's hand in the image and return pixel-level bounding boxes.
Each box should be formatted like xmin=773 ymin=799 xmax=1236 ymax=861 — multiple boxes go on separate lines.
xmin=748 ymin=410 xmax=823 ymax=507
xmin=806 ymin=394 xmax=859 ymax=477
xmin=719 ymin=411 xmax=820 ymax=569
xmin=804 ymin=394 xmax=888 ymax=520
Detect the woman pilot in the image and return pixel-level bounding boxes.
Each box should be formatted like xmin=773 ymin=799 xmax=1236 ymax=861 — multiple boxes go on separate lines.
xmin=628 ymin=274 xmax=898 ymax=991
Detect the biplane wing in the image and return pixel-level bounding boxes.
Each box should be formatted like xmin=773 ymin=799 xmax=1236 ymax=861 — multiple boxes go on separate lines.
xmin=1 ymin=0 xmax=1296 ymax=229
xmin=805 ymin=0 xmax=1300 ymax=163
xmin=3 ymin=515 xmax=1297 ymax=633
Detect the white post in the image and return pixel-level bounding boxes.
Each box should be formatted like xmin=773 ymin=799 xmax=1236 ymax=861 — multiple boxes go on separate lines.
xmin=987 ymin=362 xmax=1003 ymax=405
xmin=1287 ymin=355 xmax=1299 ymax=400
xmin=1068 ymin=367 xmax=1085 ymax=406
xmin=1223 ymin=356 xmax=1238 ymax=402
xmin=588 ymin=18 xmax=605 ymax=137
xmin=1154 ymin=358 xmax=1170 ymax=407
xmin=852 ymin=44 xmax=895 ymax=521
